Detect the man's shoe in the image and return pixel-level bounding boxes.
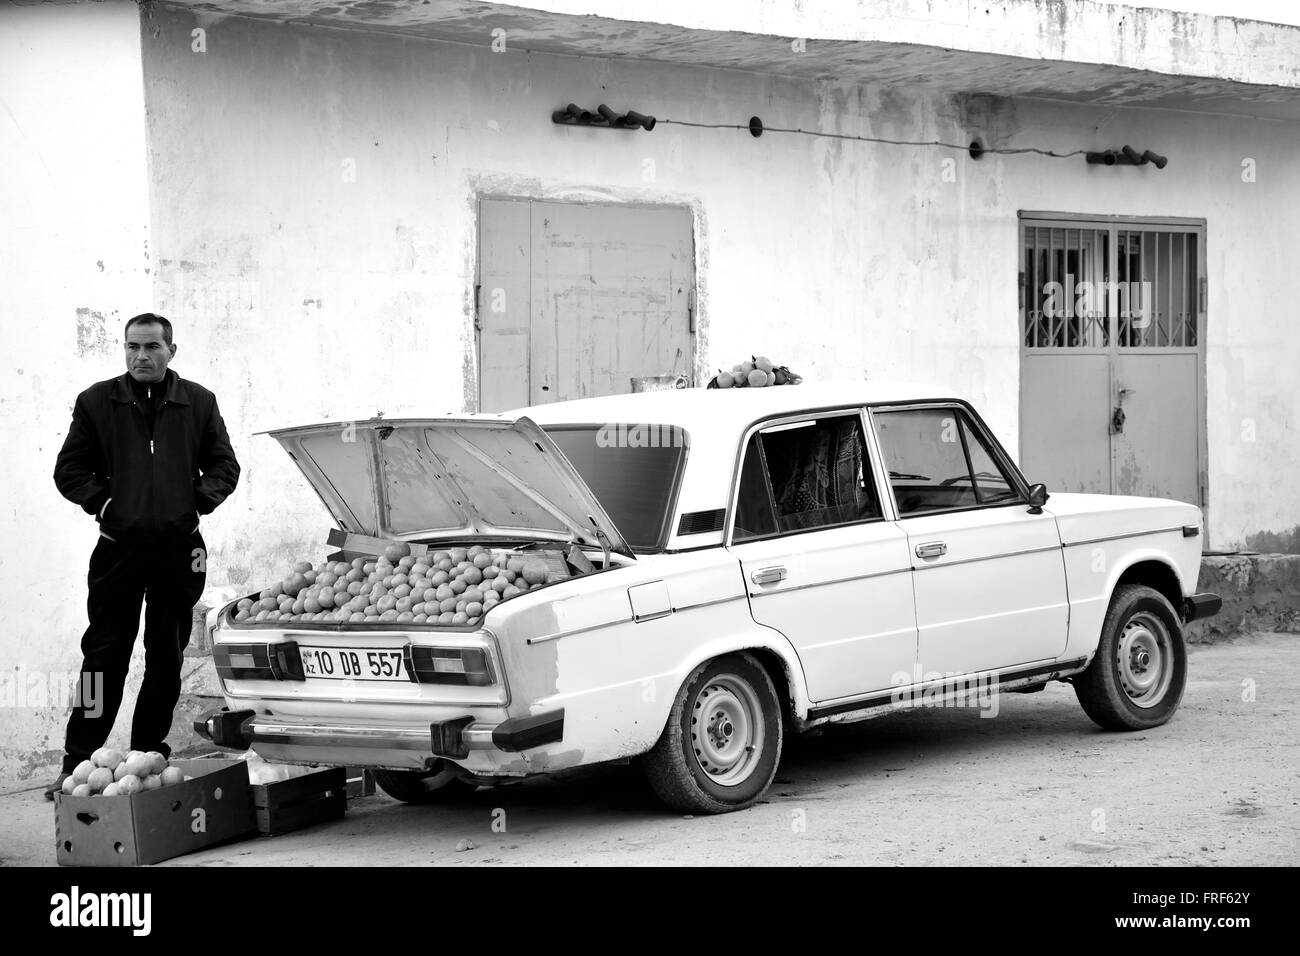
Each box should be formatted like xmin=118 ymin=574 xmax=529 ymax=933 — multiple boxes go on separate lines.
xmin=43 ymin=773 xmax=69 ymax=801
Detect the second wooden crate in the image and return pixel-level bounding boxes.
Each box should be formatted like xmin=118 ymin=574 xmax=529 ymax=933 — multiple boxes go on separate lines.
xmin=252 ymin=767 xmax=347 ymax=836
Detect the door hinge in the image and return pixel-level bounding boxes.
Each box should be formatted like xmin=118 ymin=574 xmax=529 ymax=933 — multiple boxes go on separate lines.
xmin=1018 ymin=271 xmax=1026 ymax=310
xmin=1199 ymin=276 xmax=1207 ymax=313
xmin=473 ymin=283 xmax=482 ymax=332
xmin=687 ymin=289 xmax=696 ymax=335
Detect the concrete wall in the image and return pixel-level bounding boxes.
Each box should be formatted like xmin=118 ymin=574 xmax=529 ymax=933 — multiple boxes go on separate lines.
xmin=133 ymin=6 xmax=1299 ymax=558
xmin=0 ymin=0 xmax=155 ymax=783
xmin=3 ymin=0 xmax=1297 ymax=781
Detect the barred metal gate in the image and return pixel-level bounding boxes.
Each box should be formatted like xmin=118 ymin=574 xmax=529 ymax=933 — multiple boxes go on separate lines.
xmin=1018 ymin=213 xmax=1207 ymax=515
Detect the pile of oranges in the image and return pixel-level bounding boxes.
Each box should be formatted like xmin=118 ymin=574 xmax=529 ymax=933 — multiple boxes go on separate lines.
xmin=62 ymin=749 xmax=186 ymax=798
xmin=234 ymin=542 xmax=556 ymax=627
xmin=709 ymin=355 xmax=803 ymax=388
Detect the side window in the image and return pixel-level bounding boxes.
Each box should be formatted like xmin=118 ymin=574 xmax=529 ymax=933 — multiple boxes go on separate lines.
xmin=733 ymin=414 xmax=882 ymax=541
xmin=874 ymin=407 xmax=1021 ymax=516
xmin=734 ymin=434 xmax=777 ymax=539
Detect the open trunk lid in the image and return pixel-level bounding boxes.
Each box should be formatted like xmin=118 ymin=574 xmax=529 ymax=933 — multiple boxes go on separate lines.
xmin=262 ymin=416 xmax=634 ymax=559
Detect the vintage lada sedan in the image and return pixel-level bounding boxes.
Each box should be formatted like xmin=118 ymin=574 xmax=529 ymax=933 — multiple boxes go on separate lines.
xmin=197 ymin=382 xmax=1221 ymax=813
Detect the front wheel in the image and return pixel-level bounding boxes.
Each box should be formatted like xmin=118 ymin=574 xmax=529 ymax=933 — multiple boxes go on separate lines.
xmin=642 ymin=653 xmax=783 ymax=813
xmin=373 ymin=762 xmax=476 ymax=804
xmin=1075 ymin=584 xmax=1187 ymax=730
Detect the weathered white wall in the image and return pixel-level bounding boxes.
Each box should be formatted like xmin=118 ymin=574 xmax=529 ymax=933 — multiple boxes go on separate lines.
xmin=4 ymin=1 xmax=1298 ymax=781
xmin=133 ymin=6 xmax=1298 ymax=561
xmin=0 ymin=0 xmax=155 ymax=783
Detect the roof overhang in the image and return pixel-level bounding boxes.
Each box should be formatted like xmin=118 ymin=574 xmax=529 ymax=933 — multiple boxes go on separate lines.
xmin=167 ymin=0 xmax=1300 ymax=120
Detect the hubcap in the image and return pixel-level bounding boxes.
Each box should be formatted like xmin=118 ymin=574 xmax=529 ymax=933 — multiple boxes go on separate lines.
xmin=690 ymin=675 xmax=763 ymax=786
xmin=1115 ymin=612 xmax=1174 ymax=708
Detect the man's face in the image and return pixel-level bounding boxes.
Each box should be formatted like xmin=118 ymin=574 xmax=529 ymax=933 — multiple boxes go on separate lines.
xmin=125 ymin=323 xmax=176 ymax=383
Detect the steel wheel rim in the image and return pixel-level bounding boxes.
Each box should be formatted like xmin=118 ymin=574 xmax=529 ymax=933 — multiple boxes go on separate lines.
xmin=1116 ymin=612 xmax=1173 ymax=708
xmin=690 ymin=675 xmax=763 ymax=787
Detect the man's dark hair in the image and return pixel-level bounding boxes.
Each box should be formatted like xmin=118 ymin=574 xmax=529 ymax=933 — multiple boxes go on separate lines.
xmin=124 ymin=312 xmax=173 ymax=346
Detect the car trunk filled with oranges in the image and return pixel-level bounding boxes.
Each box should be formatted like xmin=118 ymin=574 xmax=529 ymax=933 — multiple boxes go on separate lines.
xmin=227 ymin=540 xmax=577 ymax=629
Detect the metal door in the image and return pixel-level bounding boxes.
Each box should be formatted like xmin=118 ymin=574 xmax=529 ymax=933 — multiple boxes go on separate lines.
xmin=477 ymin=198 xmax=695 ymax=412
xmin=873 ymin=405 xmax=1070 ymax=676
xmin=1018 ymin=215 xmax=1207 ymax=513
xmin=727 ymin=412 xmax=918 ymax=703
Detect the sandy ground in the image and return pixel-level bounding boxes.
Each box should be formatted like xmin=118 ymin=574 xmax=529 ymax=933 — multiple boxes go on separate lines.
xmin=3 ymin=633 xmax=1296 ymax=867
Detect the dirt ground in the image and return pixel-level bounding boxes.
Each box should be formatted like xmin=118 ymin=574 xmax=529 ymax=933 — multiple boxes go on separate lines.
xmin=3 ymin=633 xmax=1296 ymax=867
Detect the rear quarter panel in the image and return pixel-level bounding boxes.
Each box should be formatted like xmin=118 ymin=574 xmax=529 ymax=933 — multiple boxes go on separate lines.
xmin=483 ymin=549 xmax=809 ymax=773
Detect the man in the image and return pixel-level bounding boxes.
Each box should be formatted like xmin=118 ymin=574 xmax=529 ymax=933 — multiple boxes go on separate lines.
xmin=46 ymin=313 xmax=240 ymax=798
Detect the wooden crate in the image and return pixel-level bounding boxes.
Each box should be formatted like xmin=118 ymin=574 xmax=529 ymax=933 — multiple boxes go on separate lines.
xmin=251 ymin=767 xmax=347 ymax=836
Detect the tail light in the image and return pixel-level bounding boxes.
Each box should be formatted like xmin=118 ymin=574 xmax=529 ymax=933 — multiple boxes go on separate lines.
xmin=214 ymin=642 xmax=305 ymax=681
xmin=404 ymin=646 xmax=495 ymax=686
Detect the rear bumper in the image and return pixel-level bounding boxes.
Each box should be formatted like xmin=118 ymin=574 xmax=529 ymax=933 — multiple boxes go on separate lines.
xmin=1182 ymin=592 xmax=1223 ymax=622
xmin=194 ymin=707 xmax=564 ymax=759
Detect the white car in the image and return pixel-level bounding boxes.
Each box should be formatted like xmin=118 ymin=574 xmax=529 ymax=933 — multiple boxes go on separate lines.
xmin=198 ymin=382 xmax=1221 ymax=813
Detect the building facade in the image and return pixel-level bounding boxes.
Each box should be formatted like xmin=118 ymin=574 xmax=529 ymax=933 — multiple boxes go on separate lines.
xmin=2 ymin=0 xmax=1298 ymax=780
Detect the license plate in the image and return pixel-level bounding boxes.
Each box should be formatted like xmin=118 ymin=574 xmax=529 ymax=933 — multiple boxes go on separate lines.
xmin=300 ymin=647 xmax=408 ymax=682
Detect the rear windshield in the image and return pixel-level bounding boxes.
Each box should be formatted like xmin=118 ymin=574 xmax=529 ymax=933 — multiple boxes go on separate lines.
xmin=543 ymin=425 xmax=687 ymax=551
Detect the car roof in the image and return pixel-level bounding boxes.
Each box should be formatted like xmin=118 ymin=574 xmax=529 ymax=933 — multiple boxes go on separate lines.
xmin=514 ymin=380 xmax=963 ymax=430
xmin=516 ymin=381 xmax=966 ymax=550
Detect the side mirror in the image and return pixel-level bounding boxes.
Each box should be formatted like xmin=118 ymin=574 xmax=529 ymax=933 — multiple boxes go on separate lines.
xmin=1027 ymin=483 xmax=1050 ymax=515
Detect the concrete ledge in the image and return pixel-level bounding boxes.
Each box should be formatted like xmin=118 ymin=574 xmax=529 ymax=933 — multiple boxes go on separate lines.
xmin=1188 ymin=554 xmax=1300 ymax=642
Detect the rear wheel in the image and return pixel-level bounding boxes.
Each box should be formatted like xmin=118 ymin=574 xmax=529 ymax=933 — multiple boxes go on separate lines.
xmin=373 ymin=762 xmax=475 ymax=804
xmin=642 ymin=652 xmax=783 ymax=813
xmin=1075 ymin=584 xmax=1187 ymax=730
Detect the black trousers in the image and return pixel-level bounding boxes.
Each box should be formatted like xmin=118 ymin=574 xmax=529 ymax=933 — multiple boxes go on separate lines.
xmin=62 ymin=531 xmax=206 ymax=774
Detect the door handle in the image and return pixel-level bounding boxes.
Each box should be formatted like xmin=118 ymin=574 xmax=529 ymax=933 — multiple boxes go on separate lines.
xmin=751 ymin=566 xmax=787 ymax=586
xmin=915 ymin=541 xmax=947 ymax=559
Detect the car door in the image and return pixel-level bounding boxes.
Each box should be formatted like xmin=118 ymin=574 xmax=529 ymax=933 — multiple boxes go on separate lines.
xmin=871 ymin=404 xmax=1069 ymax=677
xmin=726 ymin=409 xmax=917 ymax=703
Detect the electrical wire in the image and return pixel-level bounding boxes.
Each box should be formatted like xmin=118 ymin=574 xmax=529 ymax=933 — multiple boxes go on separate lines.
xmin=658 ymin=118 xmax=1088 ymax=159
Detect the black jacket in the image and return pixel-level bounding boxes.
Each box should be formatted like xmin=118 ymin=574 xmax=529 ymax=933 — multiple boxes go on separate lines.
xmin=54 ymin=370 xmax=240 ymax=541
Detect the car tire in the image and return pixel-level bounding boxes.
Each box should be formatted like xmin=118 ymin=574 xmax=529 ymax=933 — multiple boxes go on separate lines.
xmin=373 ymin=762 xmax=475 ymax=804
xmin=1074 ymin=583 xmax=1188 ymax=731
xmin=642 ymin=652 xmax=783 ymax=814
